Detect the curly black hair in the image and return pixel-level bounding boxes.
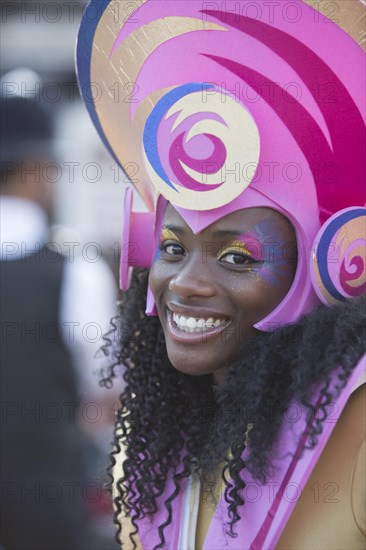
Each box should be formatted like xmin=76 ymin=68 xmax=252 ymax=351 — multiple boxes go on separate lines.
xmin=101 ymin=268 xmax=365 ymax=549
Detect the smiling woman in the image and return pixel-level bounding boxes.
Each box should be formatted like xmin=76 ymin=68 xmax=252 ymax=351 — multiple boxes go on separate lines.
xmin=75 ymin=0 xmax=366 ymax=548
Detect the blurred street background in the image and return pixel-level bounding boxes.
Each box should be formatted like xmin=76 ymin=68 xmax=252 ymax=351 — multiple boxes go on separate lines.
xmin=0 ymin=1 xmax=144 ymax=548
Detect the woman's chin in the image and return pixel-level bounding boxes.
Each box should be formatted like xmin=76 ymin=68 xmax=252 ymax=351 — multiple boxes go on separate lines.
xmin=165 ymin=346 xmax=228 ymax=379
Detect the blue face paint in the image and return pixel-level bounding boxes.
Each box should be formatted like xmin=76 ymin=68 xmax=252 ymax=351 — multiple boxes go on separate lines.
xmin=245 ymin=219 xmax=293 ymax=286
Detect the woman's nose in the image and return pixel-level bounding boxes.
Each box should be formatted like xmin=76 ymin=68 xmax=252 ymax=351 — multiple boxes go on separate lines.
xmin=168 ymin=256 xmax=216 ymax=299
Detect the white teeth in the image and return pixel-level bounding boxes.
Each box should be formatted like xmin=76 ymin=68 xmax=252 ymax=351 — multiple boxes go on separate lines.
xmin=170 ymin=311 xmax=226 ymax=332
xmin=173 ymin=312 xmax=186 ymax=327
xmin=186 ymin=317 xmax=196 ymax=329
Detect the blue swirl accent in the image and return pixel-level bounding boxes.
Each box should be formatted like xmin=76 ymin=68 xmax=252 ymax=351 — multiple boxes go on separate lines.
xmin=143 ymin=83 xmax=216 ymax=192
xmin=76 ymin=0 xmax=119 ymax=167
xmin=317 ymin=208 xmax=365 ymax=301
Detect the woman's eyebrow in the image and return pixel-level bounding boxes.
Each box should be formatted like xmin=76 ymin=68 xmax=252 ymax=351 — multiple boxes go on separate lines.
xmin=162 ymin=226 xmax=248 ymax=238
xmin=212 ymin=229 xmax=247 ymax=238
xmin=161 ymin=224 xmax=185 ymax=235
xmin=162 ymin=226 xmax=265 ymax=239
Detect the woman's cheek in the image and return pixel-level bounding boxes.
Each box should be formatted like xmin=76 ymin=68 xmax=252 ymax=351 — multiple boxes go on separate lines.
xmin=148 ymin=261 xmax=160 ymax=296
xmin=148 ymin=259 xmax=170 ymax=297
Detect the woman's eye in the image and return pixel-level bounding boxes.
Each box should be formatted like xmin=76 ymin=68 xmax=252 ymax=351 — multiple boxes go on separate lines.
xmin=219 ymin=252 xmax=254 ymax=265
xmin=160 ymin=241 xmax=185 ymax=256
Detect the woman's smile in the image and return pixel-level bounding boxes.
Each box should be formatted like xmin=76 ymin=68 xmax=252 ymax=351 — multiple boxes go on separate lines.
xmin=149 ymin=204 xmax=297 ymax=381
xmin=166 ymin=305 xmax=232 ymax=342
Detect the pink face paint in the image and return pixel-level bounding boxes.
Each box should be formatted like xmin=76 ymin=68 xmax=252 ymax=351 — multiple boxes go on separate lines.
xmin=235 ymin=233 xmax=265 ymax=261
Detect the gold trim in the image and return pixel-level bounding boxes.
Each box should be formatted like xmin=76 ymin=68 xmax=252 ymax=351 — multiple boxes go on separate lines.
xmin=303 ymin=0 xmax=366 ymax=51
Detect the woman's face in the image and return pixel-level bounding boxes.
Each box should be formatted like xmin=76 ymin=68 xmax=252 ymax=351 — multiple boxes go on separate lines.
xmin=149 ymin=204 xmax=297 ymax=383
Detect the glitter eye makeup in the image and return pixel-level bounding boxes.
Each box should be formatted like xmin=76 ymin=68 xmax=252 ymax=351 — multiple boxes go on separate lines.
xmin=156 ymin=219 xmax=293 ymax=284
xmin=217 ymin=239 xmax=257 ymax=264
xmin=233 ymin=234 xmax=265 ymax=261
xmin=160 ymin=227 xmax=181 ymax=244
xmin=158 ymin=227 xmax=184 ymax=258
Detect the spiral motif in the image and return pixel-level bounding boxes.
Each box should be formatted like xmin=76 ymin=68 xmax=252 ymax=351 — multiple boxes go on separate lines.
xmin=79 ymin=2 xmax=365 ymax=214
xmin=311 ymin=207 xmax=366 ymax=304
xmin=143 ymin=83 xmax=260 ymax=210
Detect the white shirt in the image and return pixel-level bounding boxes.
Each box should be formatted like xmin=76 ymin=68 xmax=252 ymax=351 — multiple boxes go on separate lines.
xmin=0 ymin=195 xmax=118 ymax=398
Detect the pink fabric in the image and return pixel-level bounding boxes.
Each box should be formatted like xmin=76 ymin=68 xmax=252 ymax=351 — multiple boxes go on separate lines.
xmin=119 ymin=188 xmax=154 ymax=290
xmin=200 ymin=354 xmax=366 ymax=549
xmin=262 ymin=353 xmax=366 ymax=548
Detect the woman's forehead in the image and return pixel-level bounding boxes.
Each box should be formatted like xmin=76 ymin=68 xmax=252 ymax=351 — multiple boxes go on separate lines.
xmin=163 ymin=203 xmax=293 ymax=238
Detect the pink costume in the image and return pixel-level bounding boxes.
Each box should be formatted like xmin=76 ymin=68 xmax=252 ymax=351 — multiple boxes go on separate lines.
xmin=76 ymin=0 xmax=365 ymax=547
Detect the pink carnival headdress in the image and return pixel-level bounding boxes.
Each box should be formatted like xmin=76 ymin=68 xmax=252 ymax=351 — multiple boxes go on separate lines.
xmin=76 ymin=0 xmax=366 ymax=328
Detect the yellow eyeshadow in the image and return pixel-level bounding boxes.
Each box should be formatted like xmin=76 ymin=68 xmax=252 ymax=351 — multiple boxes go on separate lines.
xmin=160 ymin=227 xmax=180 ymax=243
xmin=218 ymin=240 xmax=253 ymax=258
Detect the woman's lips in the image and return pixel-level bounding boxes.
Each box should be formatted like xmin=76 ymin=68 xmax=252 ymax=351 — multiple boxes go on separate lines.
xmin=166 ymin=308 xmax=231 ymax=344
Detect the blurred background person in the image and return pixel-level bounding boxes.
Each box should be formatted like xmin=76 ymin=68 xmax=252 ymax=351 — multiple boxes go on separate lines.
xmin=0 ymin=70 xmax=119 ymax=549
xmin=1 ymin=2 xmax=146 ymax=544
